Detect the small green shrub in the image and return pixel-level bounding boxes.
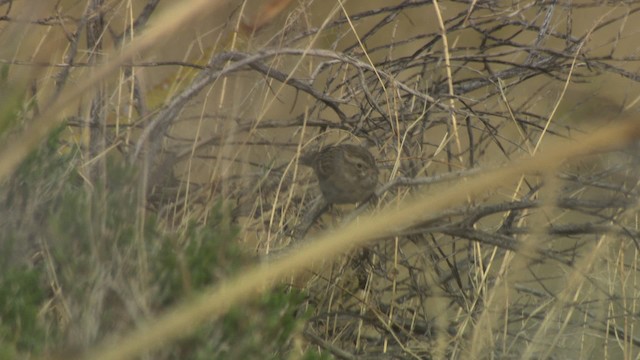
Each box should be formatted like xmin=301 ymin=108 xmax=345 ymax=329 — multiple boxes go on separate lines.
xmin=0 ymin=268 xmax=45 ymax=355
xmin=0 ymin=130 xmax=323 ymax=359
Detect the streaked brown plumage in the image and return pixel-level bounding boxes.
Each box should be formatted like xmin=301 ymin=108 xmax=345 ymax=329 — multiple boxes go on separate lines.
xmin=301 ymin=144 xmax=378 ymax=204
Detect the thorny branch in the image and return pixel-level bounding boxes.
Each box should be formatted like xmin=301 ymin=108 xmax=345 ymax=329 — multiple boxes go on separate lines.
xmin=28 ymin=0 xmax=640 ymax=358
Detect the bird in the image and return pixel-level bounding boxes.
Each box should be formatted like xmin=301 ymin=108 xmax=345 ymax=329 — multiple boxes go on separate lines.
xmin=300 ymin=144 xmax=379 ymax=204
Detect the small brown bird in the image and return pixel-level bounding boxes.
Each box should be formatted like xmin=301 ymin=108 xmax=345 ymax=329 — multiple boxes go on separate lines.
xmin=301 ymin=144 xmax=379 ymax=204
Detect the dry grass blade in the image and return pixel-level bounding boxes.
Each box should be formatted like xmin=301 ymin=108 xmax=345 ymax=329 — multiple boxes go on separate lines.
xmin=4 ymin=1 xmax=640 ymax=359
xmin=82 ymin=118 xmax=640 ymax=360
